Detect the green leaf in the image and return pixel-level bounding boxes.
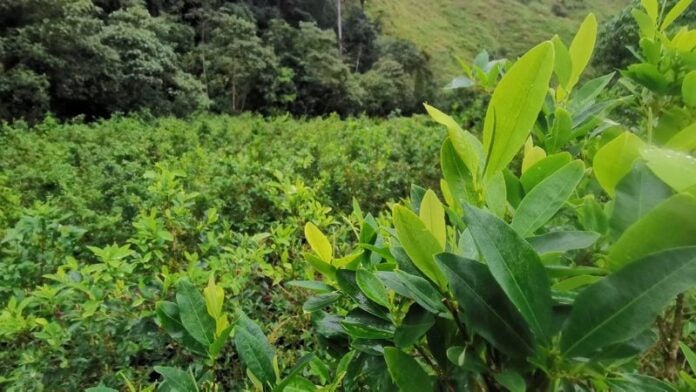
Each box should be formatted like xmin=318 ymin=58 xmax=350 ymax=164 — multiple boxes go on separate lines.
xmin=156 ymin=301 xmax=208 ymax=356
xmin=665 ymin=122 xmax=696 ymax=151
xmin=483 ymin=41 xmax=555 ymax=178
xmin=680 ymin=342 xmax=696 ymax=374
xmin=176 ymin=279 xmax=216 ymax=347
xmin=426 ymin=104 xmax=482 ymax=178
xmin=552 ymin=35 xmax=571 ymax=88
xmin=302 ymin=293 xmax=341 ymax=312
xmin=592 ymin=132 xmax=646 ymax=197
xmin=377 ymin=271 xmax=447 ymax=314
xmin=527 ymin=231 xmax=600 ymax=254
xmin=641 ymin=0 xmax=659 ymax=22
xmin=356 ymin=269 xmax=390 ymax=308
xmin=561 ymin=247 xmax=696 ymax=357
xmin=274 ymin=354 xmax=314 ymax=392
xmin=85 ymin=387 xmax=118 ymax=392
xmin=608 ymin=194 xmax=696 ymax=270
xmin=383 ymin=347 xmax=434 ymax=392
xmin=485 ymin=172 xmax=507 ymax=218
xmin=441 ymin=139 xmax=476 ymax=211
xmin=337 ymin=270 xmax=389 ymax=318
xmin=419 ymin=190 xmax=447 ymax=249
xmin=203 ymin=276 xmax=224 ymax=320
xmin=566 ymin=13 xmax=597 ymax=93
xmin=304 ymin=222 xmax=332 ymax=262
xmin=235 ymin=312 xmax=277 ymax=386
xmin=394 ymin=305 xmax=435 ymax=349
xmin=437 ymin=253 xmax=534 ymax=357
xmin=494 ymin=370 xmax=526 ymax=392
xmin=520 ymin=152 xmax=572 ymax=192
xmin=643 ymin=147 xmax=696 ymax=195
xmin=552 ymin=275 xmax=602 ymax=292
xmin=304 ymin=253 xmax=337 ymax=281
xmin=609 ymin=161 xmax=673 ymax=236
xmin=607 ymin=374 xmax=678 ymax=391
xmin=341 ymin=309 xmax=395 ymax=339
xmin=393 ymin=205 xmax=447 ymax=290
xmin=464 ymin=205 xmax=552 ymax=341
xmin=512 ymin=160 xmax=584 ymax=237
xmin=286 ymin=280 xmax=334 ymax=293
xmin=661 ymin=0 xmax=694 ymax=31
xmin=633 ymin=9 xmax=656 ymax=38
xmin=154 ymin=367 xmax=199 ymax=392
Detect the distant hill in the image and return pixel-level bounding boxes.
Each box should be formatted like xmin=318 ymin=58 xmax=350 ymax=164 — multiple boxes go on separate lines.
xmin=366 ymin=0 xmax=630 ymax=78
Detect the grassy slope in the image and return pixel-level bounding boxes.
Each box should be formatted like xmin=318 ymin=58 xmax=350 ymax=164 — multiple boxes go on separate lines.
xmin=367 ymin=0 xmax=629 ymax=78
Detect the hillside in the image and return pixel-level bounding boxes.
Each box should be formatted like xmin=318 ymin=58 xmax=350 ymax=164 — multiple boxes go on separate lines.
xmin=367 ymin=0 xmax=630 ymax=78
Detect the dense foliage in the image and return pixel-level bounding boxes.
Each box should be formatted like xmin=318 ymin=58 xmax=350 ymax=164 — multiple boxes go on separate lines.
xmin=0 ymin=0 xmax=434 ymax=122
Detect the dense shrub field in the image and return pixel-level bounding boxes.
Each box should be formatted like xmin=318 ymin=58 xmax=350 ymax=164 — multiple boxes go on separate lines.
xmin=1 ymin=1 xmax=696 ymax=391
xmin=0 ymin=114 xmax=443 ymax=389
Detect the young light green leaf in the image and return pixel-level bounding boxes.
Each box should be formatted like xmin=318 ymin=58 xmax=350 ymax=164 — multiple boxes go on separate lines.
xmin=441 ymin=139 xmax=476 ymax=211
xmin=154 ymin=367 xmax=200 ymax=392
xmin=561 ymin=247 xmax=696 ymax=357
xmin=642 ymin=148 xmax=696 ymax=195
xmin=665 ymin=122 xmax=696 ymax=151
xmin=512 ymin=160 xmax=585 ymax=237
xmin=426 ymin=103 xmax=482 ymax=178
xmin=680 ymin=342 xmax=696 ymax=374
xmin=608 ymin=194 xmax=696 ymax=270
xmin=483 ymin=41 xmax=555 ymax=179
xmin=464 ymin=205 xmax=552 ymax=340
xmin=419 ymin=190 xmax=447 ymax=249
xmin=520 ymin=152 xmax=572 ymax=192
xmin=235 ymin=312 xmax=276 ymax=386
xmin=383 ymin=347 xmax=434 ymax=392
xmin=485 ymin=172 xmax=507 ymax=218
xmin=176 ymin=279 xmax=216 ymax=347
xmin=592 ymin=132 xmax=646 ymax=197
xmin=567 ymin=13 xmax=597 ymax=93
xmin=552 ymin=35 xmax=572 ymax=89
xmin=203 ymin=276 xmax=224 ymax=320
xmin=437 ymin=253 xmax=534 ymax=357
xmin=661 ymin=0 xmax=694 ymax=31
xmin=356 ymin=269 xmax=390 ymax=308
xmin=641 ymin=0 xmax=659 ymax=22
xmin=393 ymin=205 xmax=447 ymax=290
xmin=304 ymin=222 xmax=332 ymax=262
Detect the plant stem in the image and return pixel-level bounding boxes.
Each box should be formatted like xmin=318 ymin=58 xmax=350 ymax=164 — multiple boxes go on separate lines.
xmin=664 ymin=293 xmax=685 ymax=380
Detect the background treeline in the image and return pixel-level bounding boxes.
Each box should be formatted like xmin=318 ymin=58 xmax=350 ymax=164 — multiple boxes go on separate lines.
xmin=0 ymin=0 xmax=434 ymax=122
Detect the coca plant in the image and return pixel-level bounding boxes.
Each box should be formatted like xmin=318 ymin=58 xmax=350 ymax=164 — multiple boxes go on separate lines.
xmin=299 ymin=7 xmax=696 ymax=392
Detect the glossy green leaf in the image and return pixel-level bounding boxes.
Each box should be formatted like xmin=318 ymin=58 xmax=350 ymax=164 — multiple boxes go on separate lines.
xmin=156 ymin=301 xmax=208 ymax=356
xmin=485 ymin=172 xmax=507 ymax=218
xmin=464 ymin=205 xmax=552 ymax=340
xmin=154 ymin=366 xmax=199 ymax=392
xmin=641 ymin=0 xmax=659 ymax=22
xmin=520 ymin=152 xmax=572 ymax=192
xmin=643 ymin=148 xmax=696 ymax=195
xmin=680 ymin=342 xmax=696 ymax=374
xmin=176 ymin=279 xmax=216 ymax=347
xmin=336 ymin=270 xmax=388 ymax=319
xmin=383 ymin=347 xmax=434 ymax=392
xmin=235 ymin=312 xmax=276 ymax=386
xmin=512 ymin=160 xmax=584 ymax=237
xmin=394 ymin=305 xmax=435 ymax=349
xmin=661 ymin=0 xmax=694 ymax=30
xmin=304 ymin=222 xmax=332 ymax=262
xmin=286 ymin=280 xmax=334 ymax=293
xmin=419 ymin=190 xmax=447 ymax=249
xmin=483 ymin=41 xmax=555 ymax=178
xmin=608 ymin=194 xmax=696 ymax=269
xmin=377 ymin=271 xmax=447 ymax=314
xmin=393 ymin=205 xmax=447 ymax=290
xmin=593 ymin=132 xmax=646 ymax=197
xmin=609 ymin=161 xmax=673 ymax=236
xmin=633 ymin=9 xmax=656 ymax=38
xmin=356 ymin=269 xmax=390 ymax=308
xmin=552 ymin=275 xmax=602 ymax=292
xmin=274 ymin=354 xmax=314 ymax=392
xmin=552 ymin=35 xmax=571 ymax=88
xmin=567 ymin=13 xmax=597 ymax=93
xmin=341 ymin=309 xmax=395 ymax=339
xmin=561 ymin=247 xmax=696 ymax=357
xmin=437 ymin=253 xmax=534 ymax=357
xmin=85 ymin=386 xmax=118 ymax=392
xmin=527 ymin=231 xmax=600 ymax=254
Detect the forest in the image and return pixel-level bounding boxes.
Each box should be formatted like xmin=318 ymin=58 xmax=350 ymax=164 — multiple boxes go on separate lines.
xmin=1 ymin=0 xmax=696 ymax=391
